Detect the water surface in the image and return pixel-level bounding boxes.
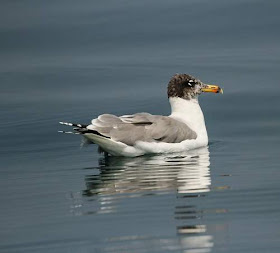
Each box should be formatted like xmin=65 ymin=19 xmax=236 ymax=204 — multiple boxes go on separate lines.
xmin=1 ymin=0 xmax=280 ymax=252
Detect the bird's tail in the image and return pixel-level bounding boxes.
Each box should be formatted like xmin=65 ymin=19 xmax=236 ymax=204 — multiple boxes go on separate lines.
xmin=59 ymin=121 xmax=87 ymax=128
xmin=58 ymin=121 xmax=128 ymax=156
xmin=58 ymin=121 xmax=87 ymax=135
xmin=58 ymin=130 xmax=80 ymax=135
xmin=58 ymin=121 xmax=109 ymax=137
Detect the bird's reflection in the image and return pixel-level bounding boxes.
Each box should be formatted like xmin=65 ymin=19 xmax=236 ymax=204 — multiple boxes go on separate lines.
xmin=72 ymin=147 xmax=216 ymax=253
xmin=83 ymin=147 xmax=211 ymax=197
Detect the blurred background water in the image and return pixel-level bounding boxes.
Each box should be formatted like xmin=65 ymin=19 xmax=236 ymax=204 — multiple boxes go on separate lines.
xmin=1 ymin=0 xmax=280 ymax=252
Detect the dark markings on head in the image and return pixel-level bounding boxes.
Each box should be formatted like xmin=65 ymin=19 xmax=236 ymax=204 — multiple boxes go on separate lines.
xmin=167 ymin=74 xmax=202 ymax=99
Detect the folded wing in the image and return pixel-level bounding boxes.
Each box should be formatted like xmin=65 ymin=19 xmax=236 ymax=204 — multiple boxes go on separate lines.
xmin=86 ymin=113 xmax=197 ymax=146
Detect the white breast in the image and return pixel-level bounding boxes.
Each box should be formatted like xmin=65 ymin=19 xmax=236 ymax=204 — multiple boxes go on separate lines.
xmin=169 ymin=97 xmax=208 ymax=144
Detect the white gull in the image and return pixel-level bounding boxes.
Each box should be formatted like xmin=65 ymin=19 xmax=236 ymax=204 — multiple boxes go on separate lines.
xmin=59 ymin=74 xmax=223 ymax=157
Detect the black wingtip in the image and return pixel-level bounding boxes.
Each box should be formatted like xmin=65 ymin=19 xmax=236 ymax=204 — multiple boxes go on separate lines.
xmin=75 ymin=128 xmax=110 ymax=138
xmin=58 ymin=130 xmax=80 ymax=135
xmin=59 ymin=122 xmax=87 ymax=128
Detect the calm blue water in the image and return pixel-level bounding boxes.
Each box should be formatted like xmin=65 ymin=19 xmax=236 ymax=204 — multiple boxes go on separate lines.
xmin=1 ymin=0 xmax=280 ymax=252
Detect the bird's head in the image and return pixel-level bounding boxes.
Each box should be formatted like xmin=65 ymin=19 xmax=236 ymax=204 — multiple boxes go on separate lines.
xmin=167 ymin=74 xmax=223 ymax=100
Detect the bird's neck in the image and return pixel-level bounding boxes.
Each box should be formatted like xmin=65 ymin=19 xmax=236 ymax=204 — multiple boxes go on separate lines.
xmin=169 ymin=97 xmax=208 ymax=141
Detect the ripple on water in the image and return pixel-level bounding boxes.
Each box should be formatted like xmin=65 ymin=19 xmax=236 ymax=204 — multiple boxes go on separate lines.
xmin=66 ymin=147 xmax=230 ymax=253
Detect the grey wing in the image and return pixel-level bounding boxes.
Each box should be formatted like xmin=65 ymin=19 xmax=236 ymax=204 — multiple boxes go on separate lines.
xmin=147 ymin=116 xmax=197 ymax=143
xmin=87 ymin=113 xmax=197 ymax=146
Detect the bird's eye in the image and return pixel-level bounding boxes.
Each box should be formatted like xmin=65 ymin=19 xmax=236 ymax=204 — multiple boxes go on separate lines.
xmin=187 ymin=80 xmax=195 ymax=87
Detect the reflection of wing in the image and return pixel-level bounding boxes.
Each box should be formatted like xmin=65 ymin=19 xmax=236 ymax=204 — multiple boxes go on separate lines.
xmin=83 ymin=147 xmax=210 ymax=196
xmin=70 ymin=147 xmax=216 ymax=253
xmin=86 ymin=113 xmax=197 ymax=146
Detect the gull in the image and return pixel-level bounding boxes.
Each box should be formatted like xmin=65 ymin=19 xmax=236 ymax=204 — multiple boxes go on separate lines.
xmin=59 ymin=74 xmax=223 ymax=157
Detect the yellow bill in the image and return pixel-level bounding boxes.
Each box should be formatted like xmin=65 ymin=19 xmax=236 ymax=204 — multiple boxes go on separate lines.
xmin=201 ymin=84 xmax=223 ymax=94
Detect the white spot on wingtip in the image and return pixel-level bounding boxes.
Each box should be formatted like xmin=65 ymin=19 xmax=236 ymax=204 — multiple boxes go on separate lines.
xmin=60 ymin=122 xmax=73 ymax=126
